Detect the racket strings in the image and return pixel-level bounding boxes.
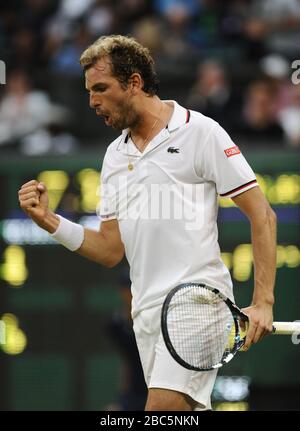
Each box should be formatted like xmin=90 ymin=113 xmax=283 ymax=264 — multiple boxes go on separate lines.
xmin=166 ymin=285 xmax=237 ymax=370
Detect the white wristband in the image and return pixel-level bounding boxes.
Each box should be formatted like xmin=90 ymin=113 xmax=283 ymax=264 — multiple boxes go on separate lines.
xmin=50 ymin=215 xmax=84 ymax=251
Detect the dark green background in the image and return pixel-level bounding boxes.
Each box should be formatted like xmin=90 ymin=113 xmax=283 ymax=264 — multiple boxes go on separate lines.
xmin=0 ymin=149 xmax=299 ymax=410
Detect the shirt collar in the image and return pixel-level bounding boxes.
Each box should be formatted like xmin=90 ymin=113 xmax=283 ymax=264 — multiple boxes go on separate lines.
xmin=116 ymin=100 xmax=188 ymax=153
xmin=165 ymin=100 xmax=190 ymax=132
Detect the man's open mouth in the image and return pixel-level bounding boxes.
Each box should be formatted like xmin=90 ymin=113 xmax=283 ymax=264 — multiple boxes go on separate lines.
xmin=103 ymin=114 xmax=112 ymax=126
xmin=96 ymin=110 xmax=111 ymax=125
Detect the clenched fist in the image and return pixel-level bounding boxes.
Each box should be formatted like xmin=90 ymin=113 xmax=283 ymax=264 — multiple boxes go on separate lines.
xmin=18 ymin=180 xmax=59 ymax=233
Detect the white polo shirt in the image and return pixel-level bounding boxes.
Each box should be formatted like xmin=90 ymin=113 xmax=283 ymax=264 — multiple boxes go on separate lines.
xmin=99 ymin=101 xmax=258 ymax=318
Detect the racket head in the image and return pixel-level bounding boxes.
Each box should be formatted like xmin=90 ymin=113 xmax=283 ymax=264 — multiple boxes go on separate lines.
xmin=161 ymin=282 xmax=249 ymax=372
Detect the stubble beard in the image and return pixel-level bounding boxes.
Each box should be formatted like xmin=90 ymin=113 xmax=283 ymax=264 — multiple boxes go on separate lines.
xmin=111 ymin=98 xmax=141 ymax=131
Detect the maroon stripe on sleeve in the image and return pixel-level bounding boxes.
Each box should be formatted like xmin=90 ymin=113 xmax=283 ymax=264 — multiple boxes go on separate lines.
xmin=100 ymin=213 xmax=116 ymax=219
xmin=220 ymin=180 xmax=257 ymax=197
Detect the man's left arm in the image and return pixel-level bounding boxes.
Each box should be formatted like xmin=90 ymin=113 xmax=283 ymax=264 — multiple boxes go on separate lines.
xmin=232 ymin=186 xmax=277 ymax=350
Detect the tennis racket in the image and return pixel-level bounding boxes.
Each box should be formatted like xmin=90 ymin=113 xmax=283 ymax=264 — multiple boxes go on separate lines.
xmin=161 ymin=282 xmax=300 ymax=372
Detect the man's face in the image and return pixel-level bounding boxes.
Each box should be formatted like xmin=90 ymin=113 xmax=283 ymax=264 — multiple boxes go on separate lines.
xmin=85 ymin=57 xmax=139 ymax=130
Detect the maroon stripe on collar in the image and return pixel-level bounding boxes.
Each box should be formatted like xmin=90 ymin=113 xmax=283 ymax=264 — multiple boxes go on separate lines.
xmin=186 ymin=110 xmax=190 ymax=123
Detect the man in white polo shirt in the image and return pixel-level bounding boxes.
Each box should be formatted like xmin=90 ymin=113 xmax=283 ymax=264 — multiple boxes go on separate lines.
xmin=18 ymin=35 xmax=277 ymax=411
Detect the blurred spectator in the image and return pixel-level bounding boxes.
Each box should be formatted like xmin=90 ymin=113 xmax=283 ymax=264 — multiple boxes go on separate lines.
xmin=279 ymin=84 xmax=300 ymax=147
xmin=243 ymin=0 xmax=300 ymax=58
xmin=132 ymin=17 xmax=164 ymax=58
xmin=115 ymin=0 xmax=153 ymax=34
xmin=188 ymin=0 xmax=224 ymax=51
xmin=219 ymin=0 xmax=250 ymax=41
xmin=20 ymin=122 xmax=78 ymax=156
xmin=105 ymin=268 xmax=147 ymax=411
xmin=154 ymin=0 xmax=199 ymax=16
xmin=85 ymin=1 xmax=115 ymax=37
xmin=233 ymin=79 xmax=285 ymax=146
xmin=49 ymin=24 xmax=91 ymax=75
xmin=259 ymin=54 xmax=293 ymax=115
xmin=45 ymin=1 xmax=115 ymax=75
xmin=58 ymin=0 xmax=94 ymax=21
xmin=10 ymin=27 xmax=37 ymax=70
xmin=0 ymin=70 xmax=71 ymax=149
xmin=2 ymin=0 xmax=59 ymax=69
xmin=43 ymin=9 xmax=75 ymax=61
xmin=1 ymin=0 xmax=299 ymax=147
xmin=153 ymin=0 xmax=200 ymax=60
xmin=185 ymin=60 xmax=239 ymax=133
xmin=0 ymin=70 xmax=49 ymax=144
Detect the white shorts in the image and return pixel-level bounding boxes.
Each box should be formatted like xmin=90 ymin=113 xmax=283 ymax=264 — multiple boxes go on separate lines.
xmin=133 ymin=304 xmax=218 ymax=410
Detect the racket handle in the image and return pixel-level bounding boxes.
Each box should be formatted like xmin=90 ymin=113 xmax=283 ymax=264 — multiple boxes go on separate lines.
xmin=272 ymin=321 xmax=300 ymax=335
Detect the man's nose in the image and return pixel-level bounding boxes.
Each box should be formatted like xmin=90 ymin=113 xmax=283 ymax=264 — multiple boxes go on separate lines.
xmin=89 ymin=92 xmax=100 ymax=109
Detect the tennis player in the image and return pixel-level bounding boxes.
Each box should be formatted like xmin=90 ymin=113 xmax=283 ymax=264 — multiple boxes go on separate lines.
xmin=18 ymin=35 xmax=277 ymax=411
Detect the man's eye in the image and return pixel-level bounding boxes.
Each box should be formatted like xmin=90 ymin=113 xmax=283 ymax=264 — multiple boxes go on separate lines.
xmin=87 ymin=87 xmax=107 ymax=94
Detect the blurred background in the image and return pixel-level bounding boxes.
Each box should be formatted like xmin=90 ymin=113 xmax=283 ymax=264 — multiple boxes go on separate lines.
xmin=0 ymin=0 xmax=299 ymax=411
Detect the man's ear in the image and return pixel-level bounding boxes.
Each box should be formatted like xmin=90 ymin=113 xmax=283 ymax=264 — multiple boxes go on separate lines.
xmin=129 ymin=73 xmax=143 ymax=94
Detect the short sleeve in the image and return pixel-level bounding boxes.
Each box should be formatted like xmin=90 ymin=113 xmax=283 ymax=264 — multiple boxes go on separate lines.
xmin=196 ymin=123 xmax=258 ymax=198
xmin=98 ymin=155 xmax=117 ymax=221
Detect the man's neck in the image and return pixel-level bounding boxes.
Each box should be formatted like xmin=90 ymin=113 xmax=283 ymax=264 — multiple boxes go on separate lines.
xmin=130 ymin=98 xmax=173 ymax=152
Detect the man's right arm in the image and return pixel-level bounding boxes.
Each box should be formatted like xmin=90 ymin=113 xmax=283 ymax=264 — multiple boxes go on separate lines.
xmin=77 ymin=220 xmax=125 ymax=268
xmin=18 ymin=180 xmax=125 ymax=268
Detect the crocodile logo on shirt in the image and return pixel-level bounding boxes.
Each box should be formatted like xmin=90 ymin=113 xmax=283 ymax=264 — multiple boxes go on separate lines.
xmin=167 ymin=147 xmax=180 ymax=153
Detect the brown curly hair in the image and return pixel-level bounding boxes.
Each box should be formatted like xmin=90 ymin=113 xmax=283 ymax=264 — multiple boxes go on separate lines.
xmin=80 ymin=35 xmax=159 ymax=96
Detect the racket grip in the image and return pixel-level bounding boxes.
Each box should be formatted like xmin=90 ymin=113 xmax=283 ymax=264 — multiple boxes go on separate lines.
xmin=272 ymin=321 xmax=300 ymax=335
